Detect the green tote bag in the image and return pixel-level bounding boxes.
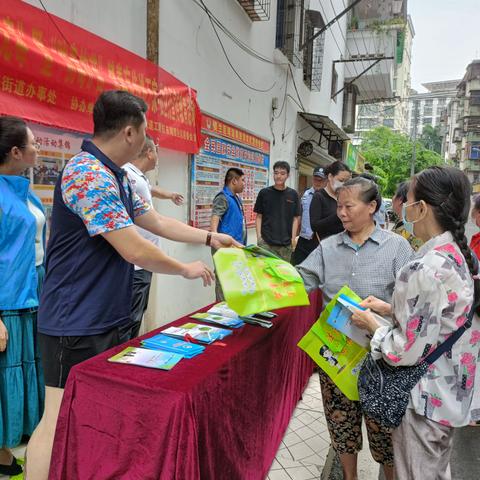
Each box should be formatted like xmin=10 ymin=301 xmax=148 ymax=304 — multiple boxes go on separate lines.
xmin=213 ymin=245 xmax=309 ymax=316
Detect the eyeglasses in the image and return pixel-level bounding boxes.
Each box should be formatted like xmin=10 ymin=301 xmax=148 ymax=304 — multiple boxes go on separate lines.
xmin=32 ymin=142 xmax=41 ymax=151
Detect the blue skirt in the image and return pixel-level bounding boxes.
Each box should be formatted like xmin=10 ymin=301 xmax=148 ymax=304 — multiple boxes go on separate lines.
xmin=0 ymin=266 xmax=45 ymax=448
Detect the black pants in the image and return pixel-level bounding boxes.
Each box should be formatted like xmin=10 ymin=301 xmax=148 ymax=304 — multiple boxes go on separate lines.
xmin=127 ymin=269 xmax=153 ymax=339
xmin=292 ymin=236 xmax=319 ymax=266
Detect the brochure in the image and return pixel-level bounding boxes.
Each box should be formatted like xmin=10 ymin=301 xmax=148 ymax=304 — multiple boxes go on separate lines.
xmin=327 ymin=294 xmax=390 ymax=348
xmin=161 ymin=322 xmax=233 ymax=344
xmin=191 ymin=312 xmax=244 ymax=328
xmin=207 ymin=302 xmax=242 ymax=319
xmin=108 ymin=346 xmax=183 ymax=370
xmin=141 ymin=334 xmax=205 ymax=358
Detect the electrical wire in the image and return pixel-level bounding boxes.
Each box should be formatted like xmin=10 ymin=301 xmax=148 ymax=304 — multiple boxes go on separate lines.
xmin=287 ymin=63 xmax=306 ymax=111
xmin=191 ymin=0 xmax=288 ymax=66
xmin=199 ymin=0 xmax=277 ymax=92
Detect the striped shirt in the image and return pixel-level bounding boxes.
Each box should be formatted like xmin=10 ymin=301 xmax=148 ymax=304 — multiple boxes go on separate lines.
xmin=297 ymin=225 xmax=414 ymax=304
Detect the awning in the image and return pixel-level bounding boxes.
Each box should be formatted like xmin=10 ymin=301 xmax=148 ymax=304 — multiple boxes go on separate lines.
xmin=299 ymin=113 xmax=350 ymax=142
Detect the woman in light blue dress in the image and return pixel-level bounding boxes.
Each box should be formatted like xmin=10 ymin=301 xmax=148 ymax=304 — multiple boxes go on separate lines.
xmin=0 ymin=116 xmax=46 ymax=476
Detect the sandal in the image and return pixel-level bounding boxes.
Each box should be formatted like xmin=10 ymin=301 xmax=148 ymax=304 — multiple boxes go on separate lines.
xmin=0 ymin=456 xmax=23 ymax=476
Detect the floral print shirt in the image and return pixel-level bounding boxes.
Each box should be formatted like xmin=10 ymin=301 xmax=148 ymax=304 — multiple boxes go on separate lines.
xmin=62 ymin=152 xmax=149 ymax=236
xmin=371 ymin=231 xmax=480 ymax=427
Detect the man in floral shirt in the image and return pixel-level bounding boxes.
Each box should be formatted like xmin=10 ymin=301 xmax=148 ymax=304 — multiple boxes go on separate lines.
xmin=27 ymin=90 xmax=238 ymax=480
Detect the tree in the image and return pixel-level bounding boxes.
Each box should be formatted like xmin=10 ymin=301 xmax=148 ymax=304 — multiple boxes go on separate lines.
xmin=420 ymin=125 xmax=443 ymax=154
xmin=359 ymin=127 xmax=443 ymax=197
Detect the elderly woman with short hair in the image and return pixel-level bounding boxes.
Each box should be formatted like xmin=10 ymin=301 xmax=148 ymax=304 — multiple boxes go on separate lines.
xmin=297 ymin=177 xmax=413 ymax=480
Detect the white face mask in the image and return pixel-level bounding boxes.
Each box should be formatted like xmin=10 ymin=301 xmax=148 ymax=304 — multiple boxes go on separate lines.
xmin=332 ymin=180 xmax=344 ymax=192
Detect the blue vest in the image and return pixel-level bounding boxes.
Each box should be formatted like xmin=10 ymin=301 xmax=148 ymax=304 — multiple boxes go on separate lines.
xmin=38 ymin=140 xmax=135 ymax=336
xmin=216 ymin=187 xmax=246 ymax=244
xmin=0 ymin=175 xmax=45 ymax=310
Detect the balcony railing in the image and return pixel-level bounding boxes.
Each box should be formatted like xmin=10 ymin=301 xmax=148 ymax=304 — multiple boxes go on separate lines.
xmin=236 ymin=0 xmax=270 ymax=21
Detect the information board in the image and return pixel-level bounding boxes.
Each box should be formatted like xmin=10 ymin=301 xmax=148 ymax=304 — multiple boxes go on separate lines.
xmin=190 ymin=120 xmax=270 ymax=229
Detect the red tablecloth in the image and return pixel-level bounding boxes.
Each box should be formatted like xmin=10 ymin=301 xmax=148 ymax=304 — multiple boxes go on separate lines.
xmin=50 ymin=291 xmax=322 ymax=480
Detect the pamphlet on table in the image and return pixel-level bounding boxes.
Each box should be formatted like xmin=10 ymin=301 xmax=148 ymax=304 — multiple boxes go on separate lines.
xmin=142 ymin=334 xmax=205 ymax=358
xmin=108 ymin=346 xmax=183 ymax=370
xmin=161 ymin=322 xmax=233 ymax=344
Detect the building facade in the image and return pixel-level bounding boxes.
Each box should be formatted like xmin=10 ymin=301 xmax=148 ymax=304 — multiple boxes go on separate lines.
xmin=350 ymin=2 xmax=414 ymax=144
xmin=441 ymin=61 xmax=480 ymax=184
xmin=407 ymin=80 xmax=459 ymax=139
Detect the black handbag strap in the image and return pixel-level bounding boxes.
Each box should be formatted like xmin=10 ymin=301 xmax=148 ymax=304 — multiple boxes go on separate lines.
xmin=424 ymin=305 xmax=475 ymax=365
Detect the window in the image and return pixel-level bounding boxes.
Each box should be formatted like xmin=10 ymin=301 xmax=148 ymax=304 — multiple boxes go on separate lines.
xmin=423 ymin=105 xmax=433 ymax=116
xmin=383 ymin=118 xmax=394 ymax=128
xmin=358 ymin=118 xmax=375 ymax=129
xmin=331 ymin=63 xmax=338 ymax=101
xmin=275 ymin=0 xmax=297 ymax=61
xmin=470 ymin=143 xmax=480 ymax=160
xmin=342 ymin=84 xmax=358 ymax=133
xmin=423 ymin=117 xmax=432 ymax=125
xmin=303 ymin=9 xmax=325 ymax=90
xmin=470 ymin=90 xmax=480 ymax=106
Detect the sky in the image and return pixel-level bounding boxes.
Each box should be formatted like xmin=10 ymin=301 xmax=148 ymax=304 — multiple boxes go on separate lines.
xmin=409 ymin=0 xmax=480 ymax=92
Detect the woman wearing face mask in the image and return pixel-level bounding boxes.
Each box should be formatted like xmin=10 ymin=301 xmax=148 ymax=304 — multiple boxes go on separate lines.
xmin=351 ymin=166 xmax=480 ymax=480
xmin=298 ymin=177 xmax=413 ymax=480
xmin=0 ymin=116 xmax=46 ymax=477
xmin=309 ymin=161 xmax=352 ymax=242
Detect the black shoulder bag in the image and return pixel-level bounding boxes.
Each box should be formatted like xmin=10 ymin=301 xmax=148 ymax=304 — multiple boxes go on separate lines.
xmin=358 ymin=303 xmax=476 ymax=428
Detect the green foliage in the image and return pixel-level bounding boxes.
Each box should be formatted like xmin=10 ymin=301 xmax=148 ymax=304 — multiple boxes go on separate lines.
xmin=359 ymin=127 xmax=443 ymax=197
xmin=419 ymin=125 xmax=443 ymax=154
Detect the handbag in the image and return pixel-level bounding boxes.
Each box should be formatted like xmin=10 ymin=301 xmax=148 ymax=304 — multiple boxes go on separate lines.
xmin=358 ymin=303 xmax=476 ymax=428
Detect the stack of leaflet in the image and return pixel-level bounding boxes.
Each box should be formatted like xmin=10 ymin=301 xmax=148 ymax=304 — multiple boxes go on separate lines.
xmin=142 ymin=333 xmax=205 ymax=358
xmin=161 ymin=322 xmax=233 ymax=344
xmin=191 ymin=302 xmax=244 ymax=328
xmin=191 ymin=312 xmax=244 ymax=328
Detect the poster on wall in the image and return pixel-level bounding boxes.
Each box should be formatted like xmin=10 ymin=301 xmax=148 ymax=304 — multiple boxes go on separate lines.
xmin=190 ymin=115 xmax=270 ymax=230
xmin=28 ymin=123 xmax=86 ymax=229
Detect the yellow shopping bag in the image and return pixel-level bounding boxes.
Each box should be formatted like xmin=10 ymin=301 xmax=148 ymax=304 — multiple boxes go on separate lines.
xmin=297 ymin=286 xmax=368 ymax=400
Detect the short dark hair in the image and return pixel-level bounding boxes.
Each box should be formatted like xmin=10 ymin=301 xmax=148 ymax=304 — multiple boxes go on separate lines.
xmin=93 ymin=90 xmax=148 ymax=137
xmin=139 ymin=134 xmax=155 ymax=157
xmin=324 ymin=161 xmax=351 ymax=177
xmin=358 ymin=172 xmax=378 ymax=184
xmin=337 ymin=176 xmax=382 ymax=213
xmin=224 ymin=167 xmax=244 ymax=185
xmin=273 ymin=160 xmax=290 ymax=174
xmin=0 ymin=116 xmax=28 ymax=166
xmin=394 ymin=181 xmax=410 ymax=203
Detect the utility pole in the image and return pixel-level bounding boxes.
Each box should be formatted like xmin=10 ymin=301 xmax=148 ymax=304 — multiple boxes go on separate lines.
xmin=147 ymin=0 xmax=159 ymax=64
xmin=411 ymin=99 xmax=419 ymax=176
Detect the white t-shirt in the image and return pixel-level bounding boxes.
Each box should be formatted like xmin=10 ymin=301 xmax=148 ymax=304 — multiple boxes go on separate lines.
xmin=123 ymin=162 xmax=161 ymax=270
xmin=27 ymin=199 xmax=46 ymax=266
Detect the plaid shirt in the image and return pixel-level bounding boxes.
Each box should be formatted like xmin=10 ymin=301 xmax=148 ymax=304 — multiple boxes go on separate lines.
xmin=297 ymin=225 xmax=414 ymax=304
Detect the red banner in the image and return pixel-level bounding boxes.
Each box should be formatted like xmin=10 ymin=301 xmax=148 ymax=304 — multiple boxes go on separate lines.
xmin=0 ymin=1 xmax=201 ymax=153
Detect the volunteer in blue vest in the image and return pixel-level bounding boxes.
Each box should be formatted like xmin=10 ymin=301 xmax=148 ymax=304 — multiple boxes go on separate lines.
xmin=210 ymin=167 xmax=247 ymax=301
xmin=25 ymin=90 xmax=240 ymax=480
xmin=292 ymin=166 xmax=327 ymax=266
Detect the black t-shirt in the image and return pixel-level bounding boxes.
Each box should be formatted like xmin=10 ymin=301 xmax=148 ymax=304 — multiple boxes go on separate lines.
xmin=309 ymin=188 xmax=343 ymax=240
xmin=254 ymin=186 xmax=300 ymax=246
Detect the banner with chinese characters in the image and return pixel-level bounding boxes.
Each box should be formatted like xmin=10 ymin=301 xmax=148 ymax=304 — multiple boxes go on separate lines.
xmin=191 ymin=114 xmax=270 ymax=229
xmin=0 ymin=1 xmax=201 ymax=153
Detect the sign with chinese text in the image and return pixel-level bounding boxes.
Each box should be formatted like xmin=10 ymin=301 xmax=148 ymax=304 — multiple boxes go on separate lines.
xmin=191 ymin=115 xmax=270 ymax=229
xmin=0 ymin=1 xmax=201 ymax=153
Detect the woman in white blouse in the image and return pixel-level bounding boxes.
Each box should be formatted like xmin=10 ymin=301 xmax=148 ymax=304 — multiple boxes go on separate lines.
xmin=352 ymin=166 xmax=480 ymax=480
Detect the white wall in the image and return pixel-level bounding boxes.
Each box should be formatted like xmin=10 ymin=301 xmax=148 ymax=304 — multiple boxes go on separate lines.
xmin=23 ymin=0 xmax=147 ymax=57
